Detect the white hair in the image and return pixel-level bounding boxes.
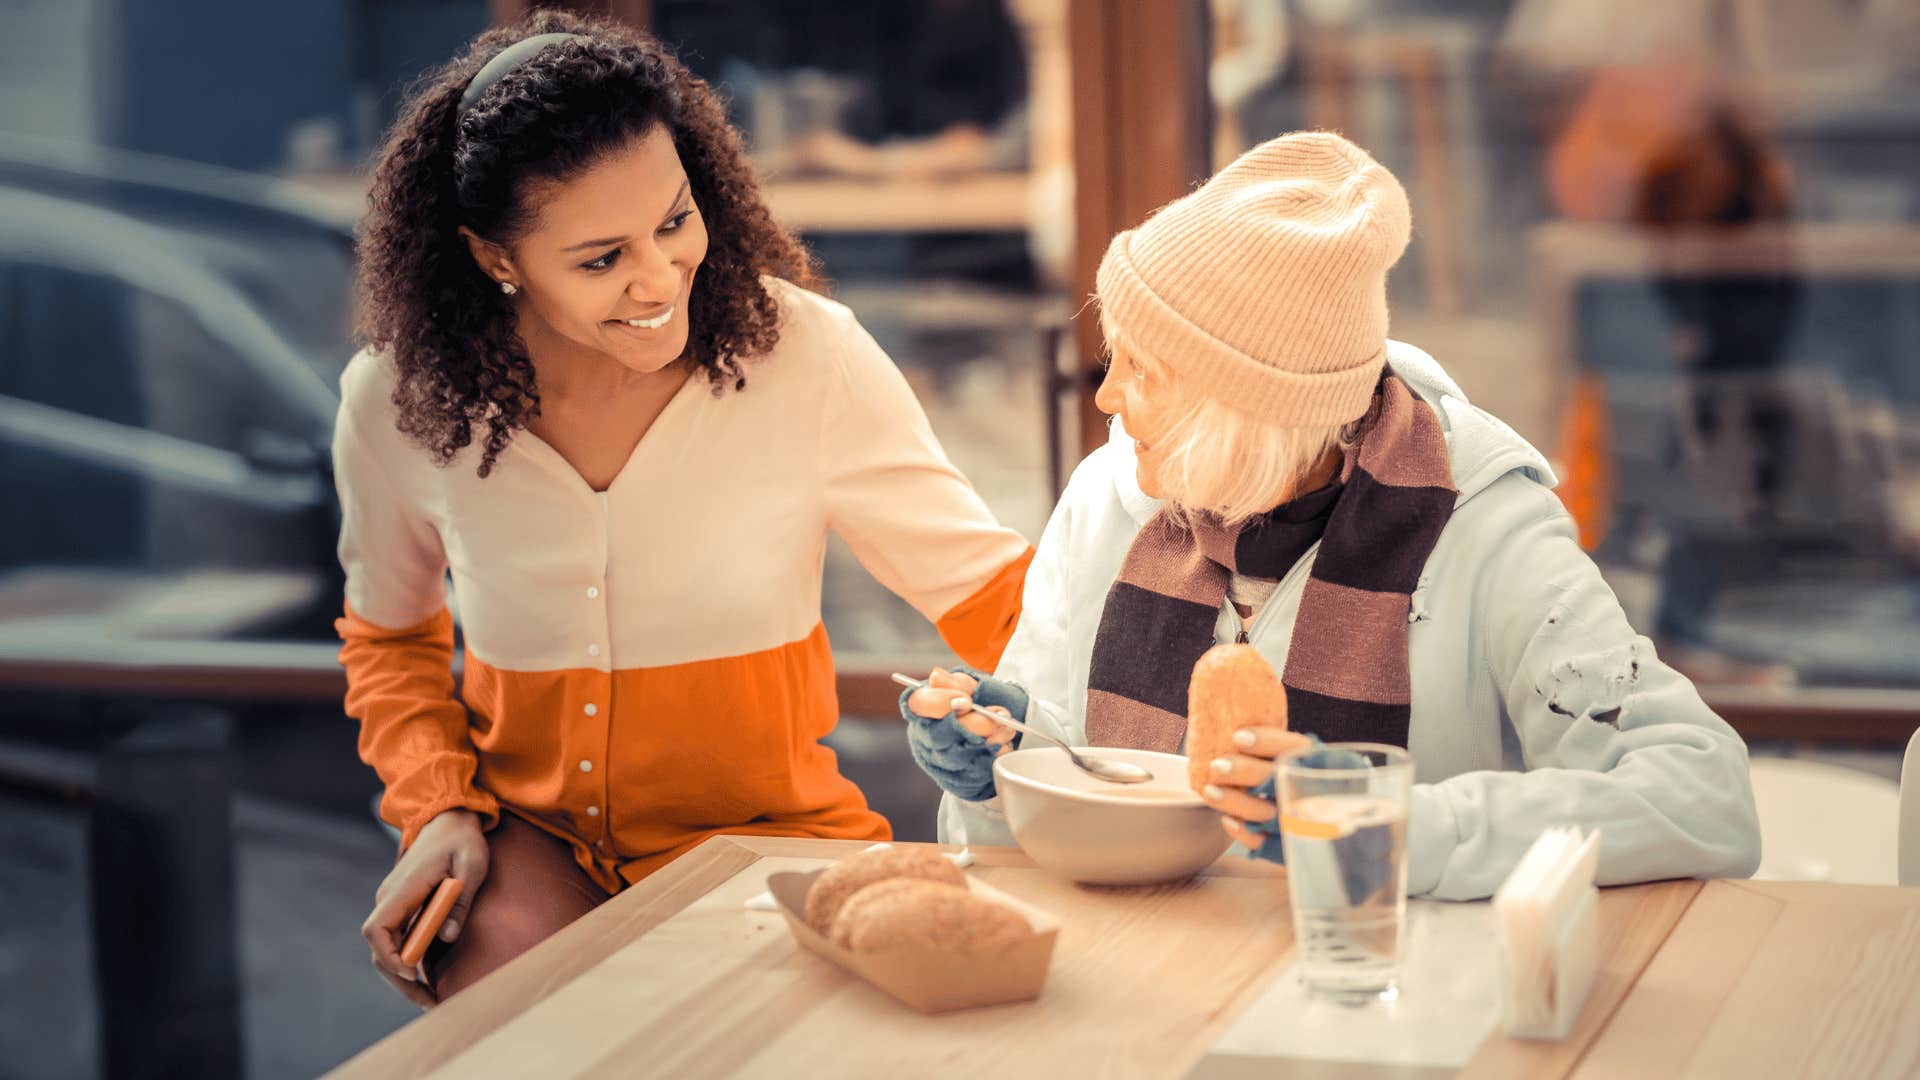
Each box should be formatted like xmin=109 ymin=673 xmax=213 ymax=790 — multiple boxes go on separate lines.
xmin=1105 ymin=311 xmax=1361 ymax=529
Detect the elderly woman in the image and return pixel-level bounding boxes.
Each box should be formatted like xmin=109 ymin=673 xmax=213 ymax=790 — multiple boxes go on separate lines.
xmin=902 ymin=132 xmax=1761 ymax=901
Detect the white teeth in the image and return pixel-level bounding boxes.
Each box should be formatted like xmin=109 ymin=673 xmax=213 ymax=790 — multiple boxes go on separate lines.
xmin=623 ymin=307 xmax=673 ymax=330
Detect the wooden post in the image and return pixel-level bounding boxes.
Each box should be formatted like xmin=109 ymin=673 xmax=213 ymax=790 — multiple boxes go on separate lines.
xmin=1067 ymin=0 xmax=1211 ymax=459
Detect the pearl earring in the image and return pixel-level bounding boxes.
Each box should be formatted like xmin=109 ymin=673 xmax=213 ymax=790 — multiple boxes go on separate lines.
xmin=499 ymin=281 xmax=517 ymax=296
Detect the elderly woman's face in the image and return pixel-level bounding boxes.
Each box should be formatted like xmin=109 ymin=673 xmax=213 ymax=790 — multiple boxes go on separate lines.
xmin=1094 ymin=342 xmax=1176 ymax=499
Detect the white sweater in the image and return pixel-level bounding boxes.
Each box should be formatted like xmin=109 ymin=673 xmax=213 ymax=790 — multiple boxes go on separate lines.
xmin=939 ymin=342 xmax=1762 ymax=901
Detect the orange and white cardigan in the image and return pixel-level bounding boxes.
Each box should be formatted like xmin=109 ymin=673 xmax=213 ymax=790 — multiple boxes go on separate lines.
xmin=334 ymin=279 xmax=1033 ymax=892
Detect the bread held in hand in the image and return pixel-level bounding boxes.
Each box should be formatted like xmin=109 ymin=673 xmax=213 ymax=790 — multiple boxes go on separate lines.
xmin=1185 ymin=643 xmax=1288 ymax=794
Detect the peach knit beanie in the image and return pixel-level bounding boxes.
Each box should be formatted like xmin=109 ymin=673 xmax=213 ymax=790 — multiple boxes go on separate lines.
xmin=1095 ymin=131 xmax=1412 ymax=427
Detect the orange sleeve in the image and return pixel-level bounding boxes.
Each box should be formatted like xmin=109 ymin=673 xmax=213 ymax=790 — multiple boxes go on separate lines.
xmin=337 ymin=603 xmax=499 ymax=849
xmin=934 ymin=546 xmax=1035 ymax=670
xmin=332 ymin=377 xmax=497 ymax=850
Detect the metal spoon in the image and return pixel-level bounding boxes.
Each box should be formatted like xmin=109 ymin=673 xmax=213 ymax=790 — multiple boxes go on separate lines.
xmin=890 ymin=673 xmax=1154 ymax=785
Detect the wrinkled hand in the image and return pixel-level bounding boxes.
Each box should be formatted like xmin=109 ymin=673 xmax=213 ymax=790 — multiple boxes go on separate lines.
xmin=905 ymin=667 xmax=1019 ymax=751
xmin=361 ymin=808 xmax=489 ymax=1009
xmin=1197 ymin=725 xmax=1313 ymax=853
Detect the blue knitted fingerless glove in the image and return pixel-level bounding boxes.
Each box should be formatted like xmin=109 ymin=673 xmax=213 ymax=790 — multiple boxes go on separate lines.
xmin=1243 ymin=773 xmax=1288 ymax=864
xmin=900 ymin=666 xmax=1030 ymax=802
xmin=1242 ymin=737 xmax=1372 ymax=866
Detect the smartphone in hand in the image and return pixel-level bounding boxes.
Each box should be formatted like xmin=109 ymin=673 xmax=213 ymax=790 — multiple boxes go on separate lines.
xmin=399 ymin=877 xmax=464 ymax=970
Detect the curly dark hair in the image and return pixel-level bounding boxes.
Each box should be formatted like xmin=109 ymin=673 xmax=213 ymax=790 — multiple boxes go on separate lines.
xmin=355 ymin=11 xmax=819 ymax=476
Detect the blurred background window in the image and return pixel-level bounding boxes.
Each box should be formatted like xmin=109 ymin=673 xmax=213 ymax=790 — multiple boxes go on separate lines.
xmin=1207 ymin=0 xmax=1920 ymax=691
xmin=0 ymin=0 xmax=1081 ymax=686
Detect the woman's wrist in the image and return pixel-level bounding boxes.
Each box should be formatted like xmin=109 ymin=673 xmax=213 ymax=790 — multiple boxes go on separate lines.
xmin=418 ymin=807 xmax=484 ymax=841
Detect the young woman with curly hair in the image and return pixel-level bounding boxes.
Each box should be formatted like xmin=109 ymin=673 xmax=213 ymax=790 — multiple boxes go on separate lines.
xmin=340 ymin=12 xmax=1033 ymax=1006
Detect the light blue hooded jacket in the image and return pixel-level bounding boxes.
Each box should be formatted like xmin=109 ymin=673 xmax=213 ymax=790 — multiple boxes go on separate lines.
xmin=938 ymin=342 xmax=1762 ymax=901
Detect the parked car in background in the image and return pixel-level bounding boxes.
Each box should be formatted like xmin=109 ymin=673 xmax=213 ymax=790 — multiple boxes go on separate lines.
xmin=0 ymin=136 xmax=353 ymax=644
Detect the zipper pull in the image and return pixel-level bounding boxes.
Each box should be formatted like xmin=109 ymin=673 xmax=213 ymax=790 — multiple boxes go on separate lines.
xmin=1236 ymin=627 xmax=1250 ymax=644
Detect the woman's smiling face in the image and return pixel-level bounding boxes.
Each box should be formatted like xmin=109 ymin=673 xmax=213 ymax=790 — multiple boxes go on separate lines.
xmin=470 ymin=124 xmax=710 ymax=375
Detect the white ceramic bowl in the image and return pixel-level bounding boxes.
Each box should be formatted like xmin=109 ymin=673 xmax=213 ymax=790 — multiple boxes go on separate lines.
xmin=993 ymin=746 xmax=1230 ymax=885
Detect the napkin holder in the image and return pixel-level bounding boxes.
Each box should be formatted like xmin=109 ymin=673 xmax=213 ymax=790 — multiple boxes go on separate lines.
xmin=1493 ymin=828 xmax=1601 ymax=1041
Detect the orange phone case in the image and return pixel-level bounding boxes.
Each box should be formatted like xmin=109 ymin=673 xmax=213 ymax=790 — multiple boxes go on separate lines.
xmin=400 ymin=878 xmax=464 ymax=969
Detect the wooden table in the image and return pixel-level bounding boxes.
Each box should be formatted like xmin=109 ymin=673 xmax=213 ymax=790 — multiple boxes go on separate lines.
xmin=328 ymin=839 xmax=1920 ymax=1079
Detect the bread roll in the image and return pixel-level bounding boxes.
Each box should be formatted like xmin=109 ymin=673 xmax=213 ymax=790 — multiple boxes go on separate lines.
xmin=803 ymin=845 xmax=966 ymax=935
xmin=1185 ymin=643 xmax=1288 ymax=793
xmin=829 ymin=878 xmax=1032 ymax=955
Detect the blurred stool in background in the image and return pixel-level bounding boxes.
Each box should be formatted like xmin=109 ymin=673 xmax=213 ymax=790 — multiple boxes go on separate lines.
xmin=1748 ymin=756 xmax=1899 ymax=885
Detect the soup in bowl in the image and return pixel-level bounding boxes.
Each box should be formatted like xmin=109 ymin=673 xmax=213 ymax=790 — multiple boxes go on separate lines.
xmin=993 ymin=746 xmax=1232 ymax=885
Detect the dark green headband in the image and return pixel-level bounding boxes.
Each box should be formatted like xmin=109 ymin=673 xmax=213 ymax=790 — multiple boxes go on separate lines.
xmin=459 ymin=32 xmax=588 ymax=118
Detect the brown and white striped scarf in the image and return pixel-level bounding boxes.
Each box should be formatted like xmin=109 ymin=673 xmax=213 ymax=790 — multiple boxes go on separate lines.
xmin=1085 ymin=374 xmax=1455 ymax=751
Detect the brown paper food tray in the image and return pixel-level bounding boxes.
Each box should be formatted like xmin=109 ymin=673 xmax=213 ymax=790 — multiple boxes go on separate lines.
xmin=767 ymin=866 xmax=1060 ymax=1014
